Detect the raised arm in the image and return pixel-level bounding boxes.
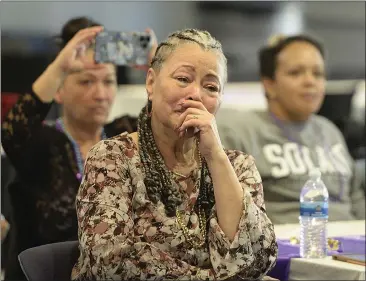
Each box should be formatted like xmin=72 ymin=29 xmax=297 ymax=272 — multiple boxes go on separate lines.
xmin=1 ymin=90 xmax=53 ymax=179
xmin=1 ymin=27 xmax=104 ymax=179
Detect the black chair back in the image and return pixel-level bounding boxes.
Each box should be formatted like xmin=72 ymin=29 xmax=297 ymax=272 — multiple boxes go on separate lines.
xmin=18 ymin=241 xmax=79 ymax=281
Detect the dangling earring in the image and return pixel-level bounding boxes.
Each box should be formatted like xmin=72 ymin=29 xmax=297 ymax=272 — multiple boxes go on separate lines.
xmin=146 ymin=99 xmax=152 ymax=117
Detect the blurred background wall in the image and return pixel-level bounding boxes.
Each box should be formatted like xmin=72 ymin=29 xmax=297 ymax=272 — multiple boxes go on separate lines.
xmin=1 ymin=1 xmax=365 ymax=89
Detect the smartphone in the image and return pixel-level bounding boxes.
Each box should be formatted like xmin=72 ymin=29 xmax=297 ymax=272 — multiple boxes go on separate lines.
xmin=95 ymin=31 xmax=152 ymax=66
xmin=332 ymin=254 xmax=366 ymax=266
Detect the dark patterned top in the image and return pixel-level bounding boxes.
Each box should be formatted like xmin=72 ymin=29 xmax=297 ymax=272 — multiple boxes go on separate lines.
xmin=1 ymin=91 xmax=137 ymax=247
xmin=71 ymin=133 xmax=278 ymax=280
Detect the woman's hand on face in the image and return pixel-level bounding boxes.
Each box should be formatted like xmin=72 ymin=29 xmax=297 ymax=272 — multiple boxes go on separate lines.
xmin=176 ymin=100 xmax=224 ymax=160
xmin=51 ymin=26 xmax=104 ymax=77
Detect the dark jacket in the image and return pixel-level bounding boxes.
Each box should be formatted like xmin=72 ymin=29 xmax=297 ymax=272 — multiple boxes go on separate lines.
xmin=1 ymin=90 xmax=137 ymax=279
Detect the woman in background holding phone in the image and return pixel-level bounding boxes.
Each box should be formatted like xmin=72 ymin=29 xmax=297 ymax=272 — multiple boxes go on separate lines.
xmin=1 ymin=16 xmax=157 ymax=280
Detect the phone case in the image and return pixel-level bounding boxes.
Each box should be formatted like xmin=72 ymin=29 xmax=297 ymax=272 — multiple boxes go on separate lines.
xmin=95 ymin=31 xmax=151 ymax=66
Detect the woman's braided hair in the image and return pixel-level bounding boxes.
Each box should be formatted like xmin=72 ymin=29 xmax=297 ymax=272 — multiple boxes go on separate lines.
xmin=138 ymin=28 xmax=223 ymax=217
xmin=151 ymin=28 xmax=228 ymax=83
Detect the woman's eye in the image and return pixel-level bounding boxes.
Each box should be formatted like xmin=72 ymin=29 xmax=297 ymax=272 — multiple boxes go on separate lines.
xmin=206 ymin=85 xmax=219 ymax=92
xmin=176 ymin=77 xmax=189 ymax=83
xmin=288 ymin=70 xmax=301 ymax=76
xmin=104 ymin=80 xmax=116 ymax=85
xmin=314 ymin=71 xmax=325 ymax=78
xmin=79 ymin=80 xmax=93 ymax=85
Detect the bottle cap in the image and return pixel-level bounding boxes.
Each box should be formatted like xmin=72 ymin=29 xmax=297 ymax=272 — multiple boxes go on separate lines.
xmin=309 ymin=168 xmax=321 ymax=180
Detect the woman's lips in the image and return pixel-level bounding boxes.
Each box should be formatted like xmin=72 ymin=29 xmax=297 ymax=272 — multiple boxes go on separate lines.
xmin=301 ymin=93 xmax=318 ymax=101
xmin=92 ymin=106 xmax=108 ymax=114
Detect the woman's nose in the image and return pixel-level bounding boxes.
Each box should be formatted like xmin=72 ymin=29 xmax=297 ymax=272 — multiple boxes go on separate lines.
xmin=93 ymin=83 xmax=108 ymax=100
xmin=303 ymin=71 xmax=317 ymax=86
xmin=186 ymin=85 xmax=202 ymax=102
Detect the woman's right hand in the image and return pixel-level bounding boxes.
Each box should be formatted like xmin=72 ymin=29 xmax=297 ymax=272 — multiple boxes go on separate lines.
xmin=52 ymin=26 xmax=104 ymax=76
xmin=33 ymin=26 xmax=104 ymax=102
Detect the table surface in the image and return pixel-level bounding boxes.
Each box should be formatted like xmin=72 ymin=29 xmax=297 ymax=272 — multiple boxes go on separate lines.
xmin=274 ymin=220 xmax=366 ymax=280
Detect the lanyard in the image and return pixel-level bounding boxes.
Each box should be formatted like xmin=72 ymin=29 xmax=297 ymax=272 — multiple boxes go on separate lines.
xmin=55 ymin=118 xmax=107 ymax=181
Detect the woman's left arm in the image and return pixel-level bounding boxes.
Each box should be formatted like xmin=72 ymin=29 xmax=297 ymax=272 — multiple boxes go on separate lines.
xmin=207 ymin=151 xmax=278 ymax=280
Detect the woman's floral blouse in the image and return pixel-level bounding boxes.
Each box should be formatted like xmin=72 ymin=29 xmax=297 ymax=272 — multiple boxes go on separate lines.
xmin=71 ymin=132 xmax=278 ymax=280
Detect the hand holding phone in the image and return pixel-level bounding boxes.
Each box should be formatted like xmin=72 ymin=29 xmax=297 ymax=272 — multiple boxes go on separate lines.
xmin=53 ymin=26 xmax=105 ymax=75
xmin=95 ymin=30 xmax=153 ymax=66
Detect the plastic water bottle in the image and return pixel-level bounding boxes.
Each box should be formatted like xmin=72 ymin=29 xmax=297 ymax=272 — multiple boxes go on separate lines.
xmin=299 ymin=168 xmax=329 ymax=258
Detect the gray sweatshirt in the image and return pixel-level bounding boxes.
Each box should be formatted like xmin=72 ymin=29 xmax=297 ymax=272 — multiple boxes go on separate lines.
xmin=217 ymin=109 xmax=365 ymax=224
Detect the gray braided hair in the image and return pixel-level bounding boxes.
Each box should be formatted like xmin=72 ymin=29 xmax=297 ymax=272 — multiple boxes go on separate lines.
xmin=138 ymin=28 xmax=221 ymax=217
xmin=150 ymin=28 xmax=228 ymax=84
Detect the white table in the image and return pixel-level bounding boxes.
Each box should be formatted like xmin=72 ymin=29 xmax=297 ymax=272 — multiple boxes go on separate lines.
xmin=274 ymin=220 xmax=366 ymax=280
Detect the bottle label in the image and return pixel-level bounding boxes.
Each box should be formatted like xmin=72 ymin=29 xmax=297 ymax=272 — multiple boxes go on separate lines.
xmin=300 ymin=202 xmax=328 ymax=218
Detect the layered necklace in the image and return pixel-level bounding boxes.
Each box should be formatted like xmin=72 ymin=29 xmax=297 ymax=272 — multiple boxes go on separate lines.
xmin=138 ymin=108 xmax=214 ymax=249
xmin=55 ymin=118 xmax=107 ymax=182
xmin=173 ymin=141 xmax=207 ymax=249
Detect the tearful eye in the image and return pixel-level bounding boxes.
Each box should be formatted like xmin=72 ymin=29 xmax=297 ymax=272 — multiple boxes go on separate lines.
xmin=176 ymin=77 xmax=189 ymax=83
xmin=206 ymin=85 xmax=219 ymax=92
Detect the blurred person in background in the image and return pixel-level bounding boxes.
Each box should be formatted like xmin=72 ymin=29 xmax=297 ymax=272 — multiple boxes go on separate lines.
xmin=350 ymin=81 xmax=365 ymax=126
xmin=1 ymin=16 xmax=157 ymax=280
xmin=347 ymin=81 xmax=365 ymax=159
xmin=349 ymin=81 xmax=365 ymax=194
xmin=71 ymin=28 xmax=277 ymax=280
xmin=217 ymin=34 xmax=365 ymax=224
xmin=1 ymin=214 xmax=10 ymax=242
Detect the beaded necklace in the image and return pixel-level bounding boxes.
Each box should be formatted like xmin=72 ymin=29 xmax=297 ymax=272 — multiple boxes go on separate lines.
xmin=173 ymin=140 xmax=207 ymax=248
xmin=137 ymin=108 xmax=213 ymax=249
xmin=55 ymin=118 xmax=107 ymax=182
xmin=269 ymin=111 xmax=347 ymax=201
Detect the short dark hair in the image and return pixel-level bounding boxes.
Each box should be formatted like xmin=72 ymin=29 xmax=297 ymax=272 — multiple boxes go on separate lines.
xmin=258 ymin=34 xmax=325 ymax=79
xmin=56 ymin=16 xmax=101 ymax=49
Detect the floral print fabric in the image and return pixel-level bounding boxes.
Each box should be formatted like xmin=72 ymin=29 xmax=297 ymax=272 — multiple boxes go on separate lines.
xmin=72 ymin=132 xmax=278 ymax=280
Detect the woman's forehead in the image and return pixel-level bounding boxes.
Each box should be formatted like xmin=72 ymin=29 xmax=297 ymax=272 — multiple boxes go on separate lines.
xmin=277 ymin=41 xmax=324 ymax=67
xmin=69 ymin=65 xmax=116 ymax=78
xmin=162 ymin=44 xmax=223 ymax=75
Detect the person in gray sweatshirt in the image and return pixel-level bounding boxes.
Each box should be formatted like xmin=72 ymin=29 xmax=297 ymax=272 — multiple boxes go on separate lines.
xmin=217 ymin=34 xmax=365 ymax=224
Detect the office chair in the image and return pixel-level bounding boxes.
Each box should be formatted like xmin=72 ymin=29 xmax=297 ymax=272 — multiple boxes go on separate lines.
xmin=18 ymin=241 xmax=79 ymax=281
